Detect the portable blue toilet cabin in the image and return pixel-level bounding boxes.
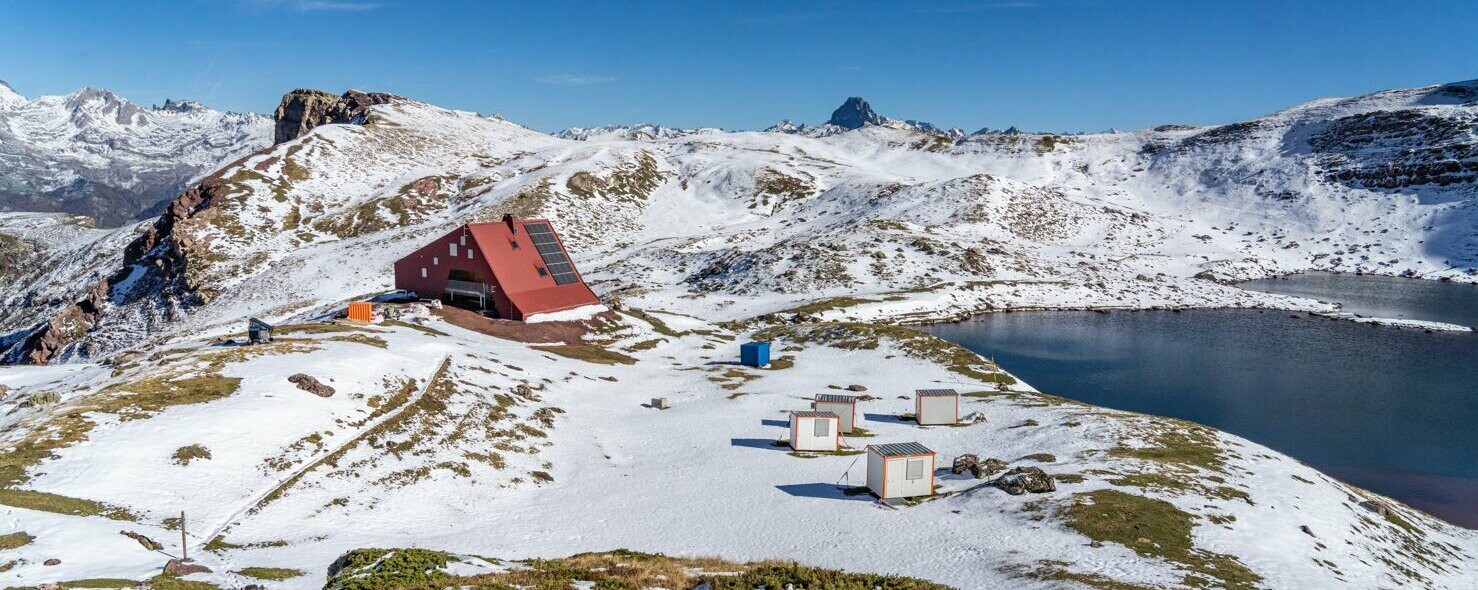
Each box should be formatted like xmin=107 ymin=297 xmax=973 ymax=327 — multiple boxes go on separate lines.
xmin=740 ymin=341 xmax=771 ymax=368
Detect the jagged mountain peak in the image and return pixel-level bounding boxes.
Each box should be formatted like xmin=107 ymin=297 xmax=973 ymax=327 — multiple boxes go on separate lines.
xmin=828 ymin=96 xmax=885 ymax=129
xmin=158 ymin=98 xmax=207 ymax=113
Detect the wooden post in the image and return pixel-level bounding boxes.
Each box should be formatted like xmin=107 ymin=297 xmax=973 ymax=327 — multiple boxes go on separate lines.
xmin=180 ymin=510 xmax=188 ymax=561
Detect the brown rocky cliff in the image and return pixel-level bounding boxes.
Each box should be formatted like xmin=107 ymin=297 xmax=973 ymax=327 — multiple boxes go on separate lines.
xmin=8 ymin=177 xmax=231 ymax=364
xmin=273 ymin=89 xmax=398 ymax=144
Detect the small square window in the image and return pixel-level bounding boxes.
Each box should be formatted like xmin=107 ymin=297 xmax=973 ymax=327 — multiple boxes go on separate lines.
xmin=906 ymin=459 xmax=925 ymax=480
xmin=812 ymin=418 xmax=829 ymax=437
xmin=510 ymin=240 xmax=520 ymax=250
xmin=537 ymin=267 xmax=548 ymax=277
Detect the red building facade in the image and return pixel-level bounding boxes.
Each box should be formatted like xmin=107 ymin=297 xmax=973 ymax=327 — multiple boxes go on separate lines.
xmin=392 ymin=215 xmax=600 ymax=320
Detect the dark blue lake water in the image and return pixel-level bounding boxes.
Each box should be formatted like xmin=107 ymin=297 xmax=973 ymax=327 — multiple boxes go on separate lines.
xmin=924 ymin=275 xmax=1478 ymax=528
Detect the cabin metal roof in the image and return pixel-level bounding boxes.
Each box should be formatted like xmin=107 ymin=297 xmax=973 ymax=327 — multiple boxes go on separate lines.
xmin=815 ymin=393 xmax=858 ymax=404
xmin=869 ymin=442 xmax=935 ymax=457
xmin=916 ymin=388 xmax=959 ymax=397
xmin=790 ymin=410 xmax=840 ymax=419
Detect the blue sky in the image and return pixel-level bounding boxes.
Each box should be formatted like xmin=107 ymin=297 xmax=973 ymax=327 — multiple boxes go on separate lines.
xmin=1 ymin=0 xmax=1474 ymax=132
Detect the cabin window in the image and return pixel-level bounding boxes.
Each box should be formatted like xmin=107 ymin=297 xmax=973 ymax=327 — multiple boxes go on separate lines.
xmin=537 ymin=267 xmax=548 ymax=277
xmin=510 ymin=240 xmax=520 ymax=250
xmin=449 ymin=243 xmax=458 ymax=257
xmin=420 ymin=268 xmax=427 ymax=278
xmin=459 ymin=234 xmax=466 ymax=246
xmin=906 ymin=459 xmax=925 ymax=480
xmin=813 ymin=418 xmax=830 ymax=437
xmin=433 ymin=257 xmax=439 ymax=266
xmin=467 ymin=249 xmax=474 ymax=260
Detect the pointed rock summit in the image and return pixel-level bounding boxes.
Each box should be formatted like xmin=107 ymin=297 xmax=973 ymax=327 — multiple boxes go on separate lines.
xmin=828 ymin=96 xmax=885 ymax=129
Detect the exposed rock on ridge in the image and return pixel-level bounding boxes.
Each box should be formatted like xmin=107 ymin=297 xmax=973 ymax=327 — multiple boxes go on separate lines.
xmin=273 ymin=89 xmax=399 ymax=144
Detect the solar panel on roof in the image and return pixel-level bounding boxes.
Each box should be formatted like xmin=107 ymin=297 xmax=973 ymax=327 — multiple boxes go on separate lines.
xmin=523 ymin=222 xmax=580 ymax=285
xmin=816 ymin=394 xmax=857 ymax=403
xmin=916 ymin=388 xmax=959 ymax=397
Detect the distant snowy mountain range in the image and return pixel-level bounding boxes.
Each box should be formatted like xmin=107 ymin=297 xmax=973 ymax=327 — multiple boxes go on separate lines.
xmin=0 ymin=81 xmax=271 ymax=226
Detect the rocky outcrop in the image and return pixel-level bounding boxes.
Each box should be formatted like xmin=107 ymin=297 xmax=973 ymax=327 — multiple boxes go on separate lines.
xmin=4 ymin=177 xmax=232 ymax=364
xmin=289 ymin=373 xmax=336 ymax=397
xmin=120 ymin=530 xmax=163 ymax=551
xmin=992 ymin=466 xmax=1057 ymax=495
xmin=163 ymin=558 xmax=211 ymax=576
xmin=952 ymin=454 xmax=1007 ymax=479
xmin=828 ymin=97 xmax=885 ymax=130
xmin=273 ymin=89 xmax=398 ymax=144
xmin=1310 ymin=109 xmax=1478 ymax=190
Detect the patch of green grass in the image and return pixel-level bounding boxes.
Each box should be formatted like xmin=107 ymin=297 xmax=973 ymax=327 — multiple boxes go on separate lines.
xmin=147 ymin=574 xmax=222 ymax=590
xmin=233 ymin=567 xmax=304 ymax=581
xmin=327 ymin=548 xmax=952 ymax=590
xmin=624 ymin=309 xmax=682 ymax=337
xmin=627 ymin=338 xmax=664 ymax=351
xmin=1020 ymin=453 xmax=1057 ymax=463
xmin=205 ymin=536 xmax=289 ymax=552
xmin=382 ymin=319 xmax=449 ymax=337
xmin=0 ymin=411 xmax=94 ymax=486
xmin=328 ymin=333 xmax=389 ymax=348
xmin=1053 ymin=473 xmax=1087 ymax=484
xmin=0 ymin=531 xmax=34 ymax=549
xmin=58 ymin=579 xmax=140 ymax=589
xmin=99 ymin=374 xmax=243 ymax=417
xmin=275 ymin=322 xmax=381 ymax=335
xmin=171 ymin=444 xmax=212 ymax=466
xmin=1012 ymin=560 xmax=1157 ymax=590
xmin=705 ymin=563 xmax=951 ymax=590
xmin=326 ymin=548 xmax=456 ymax=590
xmin=789 ymin=450 xmax=865 ymax=458
xmin=1064 ymin=489 xmax=1261 ymax=590
xmin=533 ymin=345 xmax=637 ymax=365
xmin=765 ymin=355 xmax=795 ymax=370
xmin=781 ymin=296 xmax=877 ymax=316
xmin=1109 ymin=423 xmax=1225 ymax=472
xmin=0 ymin=488 xmax=136 ymax=521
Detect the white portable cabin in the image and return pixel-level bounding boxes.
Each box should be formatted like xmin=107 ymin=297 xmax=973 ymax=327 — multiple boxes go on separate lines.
xmin=812 ymin=393 xmax=858 ymax=433
xmin=789 ymin=411 xmax=840 ymax=452
xmin=915 ymin=389 xmax=959 ymax=425
xmin=866 ymin=442 xmax=936 ymax=499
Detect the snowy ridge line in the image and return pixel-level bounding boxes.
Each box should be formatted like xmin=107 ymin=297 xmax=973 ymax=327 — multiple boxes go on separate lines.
xmin=194 ymin=354 xmax=452 ymax=554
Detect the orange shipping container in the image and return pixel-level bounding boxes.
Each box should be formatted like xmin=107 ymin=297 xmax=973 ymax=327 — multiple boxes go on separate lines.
xmin=346 ymin=301 xmax=374 ymax=322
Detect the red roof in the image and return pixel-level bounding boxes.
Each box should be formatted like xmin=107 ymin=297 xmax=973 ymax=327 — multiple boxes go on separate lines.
xmin=393 ymin=215 xmax=600 ymax=320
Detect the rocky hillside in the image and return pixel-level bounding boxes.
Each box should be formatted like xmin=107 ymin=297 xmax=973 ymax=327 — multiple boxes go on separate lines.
xmin=0 ymin=82 xmax=270 ymax=226
xmin=3 ymin=80 xmax=1474 ymax=365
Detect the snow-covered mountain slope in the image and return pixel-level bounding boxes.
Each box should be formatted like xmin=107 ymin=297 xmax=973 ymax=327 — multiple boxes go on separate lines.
xmin=7 ymin=79 xmax=1474 ymax=365
xmin=0 ymin=82 xmax=271 ymax=226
